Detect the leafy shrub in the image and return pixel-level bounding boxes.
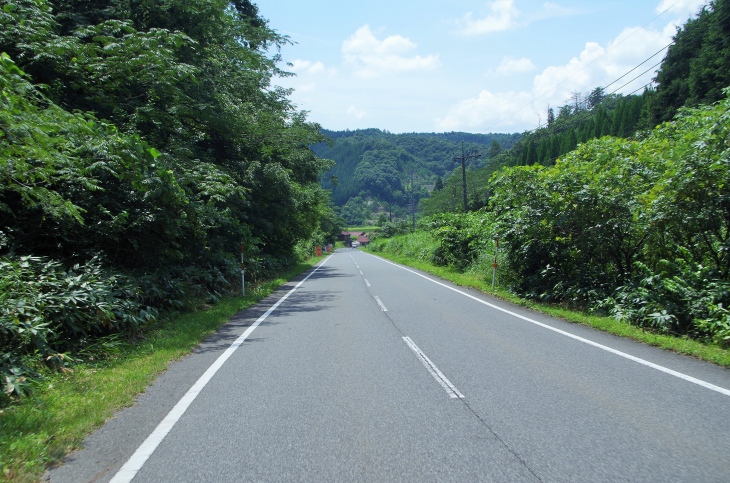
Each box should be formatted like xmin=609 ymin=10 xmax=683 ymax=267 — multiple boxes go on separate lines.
xmin=599 ymin=260 xmax=730 ymax=339
xmin=0 ymin=256 xmax=155 ymax=399
xmin=368 ymin=231 xmax=438 ymax=262
xmin=425 ymin=212 xmax=494 ymax=271
xmin=374 ymin=220 xmax=411 ymax=239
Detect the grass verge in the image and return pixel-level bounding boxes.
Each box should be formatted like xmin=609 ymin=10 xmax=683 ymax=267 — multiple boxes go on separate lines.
xmin=364 ymin=248 xmax=730 ymax=368
xmin=0 ymin=255 xmax=328 ymax=483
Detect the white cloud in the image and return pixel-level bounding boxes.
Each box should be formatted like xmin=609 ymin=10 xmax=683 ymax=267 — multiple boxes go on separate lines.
xmin=436 ymin=90 xmax=536 ymax=131
xmin=297 ymin=82 xmax=316 ymax=93
xmin=347 ymin=105 xmax=367 ymax=120
xmin=655 ymin=0 xmax=708 ymax=17
xmin=289 ymin=59 xmax=326 ymax=75
xmin=495 ymin=56 xmax=536 ymax=76
xmin=341 ymin=25 xmax=439 ymax=78
xmin=458 ymin=0 xmax=521 ymax=35
xmin=439 ymin=20 xmax=678 ymax=132
xmin=532 ymin=24 xmax=674 ymax=105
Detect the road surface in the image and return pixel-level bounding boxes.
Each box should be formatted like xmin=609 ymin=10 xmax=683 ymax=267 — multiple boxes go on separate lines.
xmin=48 ymin=249 xmax=730 ymax=482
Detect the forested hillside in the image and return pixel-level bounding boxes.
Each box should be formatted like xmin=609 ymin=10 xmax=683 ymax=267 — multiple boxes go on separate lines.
xmin=312 ymin=129 xmax=519 ymax=223
xmin=425 ymin=0 xmax=730 ymax=215
xmin=0 ymin=0 xmax=338 ymax=399
xmin=422 ymin=91 xmax=646 ymax=213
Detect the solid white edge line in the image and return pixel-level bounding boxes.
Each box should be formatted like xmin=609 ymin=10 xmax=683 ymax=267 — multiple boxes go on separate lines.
xmin=403 ymin=336 xmax=465 ymax=399
xmin=110 ymin=257 xmax=331 ymax=483
xmin=373 ymin=295 xmax=388 ymax=312
xmin=368 ymin=254 xmax=730 ymax=398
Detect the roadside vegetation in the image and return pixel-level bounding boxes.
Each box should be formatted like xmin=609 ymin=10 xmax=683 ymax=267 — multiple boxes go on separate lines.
xmin=1 ymin=0 xmax=343 ymax=404
xmin=368 ymin=91 xmax=730 ymax=366
xmin=0 ymin=255 xmax=328 ymax=482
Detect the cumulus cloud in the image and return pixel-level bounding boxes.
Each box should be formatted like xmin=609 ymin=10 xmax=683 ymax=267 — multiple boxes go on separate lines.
xmin=458 ymin=0 xmax=521 ymax=35
xmin=439 ymin=19 xmax=678 ymax=132
xmin=436 ymin=90 xmax=536 ymax=131
xmin=532 ymin=24 xmax=674 ymax=105
xmin=495 ymin=56 xmax=536 ymax=76
xmin=342 ymin=25 xmax=439 ymax=78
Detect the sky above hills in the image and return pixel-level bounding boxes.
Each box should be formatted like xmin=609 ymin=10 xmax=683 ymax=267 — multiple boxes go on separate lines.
xmin=260 ymin=0 xmax=709 ymax=134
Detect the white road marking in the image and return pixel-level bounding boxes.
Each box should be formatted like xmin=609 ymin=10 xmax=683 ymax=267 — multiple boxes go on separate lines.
xmin=110 ymin=258 xmax=331 ymax=483
xmin=374 ymin=296 xmax=388 ymax=312
xmin=359 ymin=270 xmax=363 ymax=276
xmin=403 ymin=336 xmax=465 ymax=399
xmin=371 ymin=255 xmax=730 ymax=398
xmin=365 ymin=279 xmax=371 ymax=287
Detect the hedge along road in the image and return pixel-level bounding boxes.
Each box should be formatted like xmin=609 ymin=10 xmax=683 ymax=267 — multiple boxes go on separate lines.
xmin=49 ymin=248 xmax=730 ymax=482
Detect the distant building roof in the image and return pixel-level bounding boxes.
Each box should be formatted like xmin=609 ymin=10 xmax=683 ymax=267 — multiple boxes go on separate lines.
xmin=357 ymin=236 xmax=370 ymax=243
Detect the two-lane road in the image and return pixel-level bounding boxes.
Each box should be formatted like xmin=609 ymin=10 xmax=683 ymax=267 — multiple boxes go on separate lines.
xmin=49 ymin=249 xmax=730 ymax=482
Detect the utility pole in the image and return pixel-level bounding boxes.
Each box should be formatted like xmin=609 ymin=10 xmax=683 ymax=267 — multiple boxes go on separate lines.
xmin=453 ymin=142 xmax=482 ymax=212
xmin=409 ymin=171 xmax=416 ymax=232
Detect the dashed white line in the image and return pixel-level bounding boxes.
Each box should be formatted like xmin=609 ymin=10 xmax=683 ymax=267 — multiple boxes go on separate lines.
xmin=403 ymin=336 xmax=464 ymax=399
xmin=364 ymin=279 xmax=371 ymax=287
xmin=374 ymin=296 xmax=388 ymax=312
xmin=369 ymin=254 xmax=730 ymax=399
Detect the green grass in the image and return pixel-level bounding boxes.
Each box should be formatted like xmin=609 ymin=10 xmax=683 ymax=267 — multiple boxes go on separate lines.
xmin=364 ymin=248 xmax=730 ymax=368
xmin=345 ymin=225 xmax=378 ymax=232
xmin=0 ymin=256 xmax=328 ymax=482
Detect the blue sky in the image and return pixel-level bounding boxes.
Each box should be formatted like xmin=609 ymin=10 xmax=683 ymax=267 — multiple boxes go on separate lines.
xmin=259 ymin=0 xmax=709 ymax=134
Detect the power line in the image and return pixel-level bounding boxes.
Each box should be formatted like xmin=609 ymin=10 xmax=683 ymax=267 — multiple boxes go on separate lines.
xmin=623 ymin=16 xmax=730 ymax=98
xmin=603 ymin=8 xmax=730 ymax=96
xmin=483 ymin=0 xmax=692 ymax=131
xmin=606 ymin=60 xmax=664 ymax=96
xmin=602 ymin=43 xmax=670 ymax=91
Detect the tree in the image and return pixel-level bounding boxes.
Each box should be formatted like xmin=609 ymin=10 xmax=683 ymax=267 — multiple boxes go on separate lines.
xmin=647 ymin=0 xmax=730 ymax=125
xmin=587 ymin=87 xmax=605 ymax=109
xmin=488 ymin=140 xmax=503 ymax=159
xmin=546 ymin=106 xmax=555 ymax=126
xmin=0 ymin=0 xmax=333 ymax=290
xmin=434 ymin=176 xmax=444 ymax=191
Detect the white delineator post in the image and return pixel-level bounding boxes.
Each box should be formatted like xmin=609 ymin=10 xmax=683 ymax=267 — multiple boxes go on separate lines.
xmin=240 ymin=243 xmax=245 ymax=296
xmin=492 ymin=237 xmax=499 ymax=290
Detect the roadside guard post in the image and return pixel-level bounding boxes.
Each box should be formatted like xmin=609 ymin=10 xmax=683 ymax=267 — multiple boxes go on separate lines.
xmin=492 ymin=237 xmax=499 ymax=290
xmin=240 ymin=243 xmax=245 ymax=296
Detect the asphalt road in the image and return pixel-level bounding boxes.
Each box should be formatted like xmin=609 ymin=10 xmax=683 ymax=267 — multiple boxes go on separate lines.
xmin=48 ymin=249 xmax=730 ymax=482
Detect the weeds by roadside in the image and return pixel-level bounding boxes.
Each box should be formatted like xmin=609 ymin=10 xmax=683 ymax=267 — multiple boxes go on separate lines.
xmin=0 ymin=256 xmax=328 ymax=482
xmin=363 ymin=247 xmax=730 ymax=369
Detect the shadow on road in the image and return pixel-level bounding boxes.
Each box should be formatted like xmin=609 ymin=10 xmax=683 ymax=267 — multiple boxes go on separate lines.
xmin=192 ymin=262 xmax=345 ymax=354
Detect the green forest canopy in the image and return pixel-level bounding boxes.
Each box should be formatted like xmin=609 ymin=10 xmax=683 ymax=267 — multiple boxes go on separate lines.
xmin=0 ymin=0 xmax=339 ymax=398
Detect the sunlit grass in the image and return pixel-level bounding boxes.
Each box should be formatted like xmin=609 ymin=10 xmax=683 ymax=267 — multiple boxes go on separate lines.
xmin=0 ymin=256 xmax=328 ymax=482
xmin=345 ymin=225 xmax=378 ymax=232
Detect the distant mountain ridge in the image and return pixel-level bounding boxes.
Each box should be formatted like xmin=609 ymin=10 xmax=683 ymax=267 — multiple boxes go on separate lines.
xmin=312 ymin=128 xmax=521 ymax=209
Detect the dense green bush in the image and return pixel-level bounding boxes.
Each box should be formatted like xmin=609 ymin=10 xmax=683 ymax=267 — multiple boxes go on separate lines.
xmin=0 ymin=256 xmax=154 ymax=399
xmin=425 ymin=212 xmax=495 ymax=271
xmin=0 ymin=0 xmax=339 ymax=403
xmin=368 ymin=231 xmax=438 ymax=262
xmin=490 ymin=90 xmax=730 ymax=342
xmin=375 ymin=220 xmax=412 ymax=239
